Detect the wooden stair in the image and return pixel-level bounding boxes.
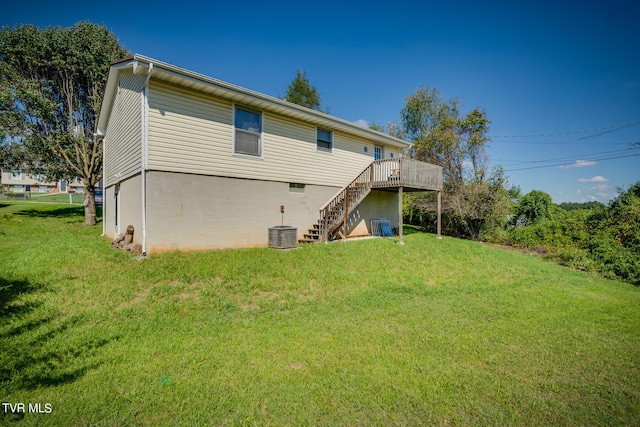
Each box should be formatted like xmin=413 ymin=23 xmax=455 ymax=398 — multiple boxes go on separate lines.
xmin=298 ymin=158 xmax=444 ymax=244
xmin=300 ymin=162 xmax=374 ymax=243
xmin=299 ymin=223 xmax=321 ymax=244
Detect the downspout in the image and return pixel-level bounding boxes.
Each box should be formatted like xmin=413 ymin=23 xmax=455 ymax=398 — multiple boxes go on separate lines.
xmin=101 ymin=147 xmax=106 ymax=237
xmin=101 ymin=175 xmax=106 ymax=236
xmin=140 ymin=62 xmax=153 ymax=255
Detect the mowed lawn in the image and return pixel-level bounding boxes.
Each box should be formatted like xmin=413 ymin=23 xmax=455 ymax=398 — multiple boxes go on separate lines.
xmin=1 ymin=202 xmax=639 ymax=426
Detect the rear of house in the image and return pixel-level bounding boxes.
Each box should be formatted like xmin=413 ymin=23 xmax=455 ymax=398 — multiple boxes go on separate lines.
xmin=98 ymin=55 xmax=439 ymax=253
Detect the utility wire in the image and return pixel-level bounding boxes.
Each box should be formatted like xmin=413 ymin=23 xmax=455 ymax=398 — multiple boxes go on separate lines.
xmin=504 ymin=153 xmax=640 ymax=172
xmin=496 ymin=146 xmax=640 ymax=165
xmin=491 ymin=121 xmax=640 ymax=139
xmin=491 ymin=140 xmax=633 ymax=145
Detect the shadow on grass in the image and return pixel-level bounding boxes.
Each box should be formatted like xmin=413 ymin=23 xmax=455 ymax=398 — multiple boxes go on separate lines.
xmin=14 ymin=206 xmax=85 ymax=218
xmin=0 ymin=277 xmax=44 ymax=318
xmin=0 ymin=277 xmax=113 ymax=393
xmin=403 ymin=224 xmax=426 ymax=236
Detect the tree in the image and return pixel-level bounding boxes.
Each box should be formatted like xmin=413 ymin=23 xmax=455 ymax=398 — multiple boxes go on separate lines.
xmin=0 ymin=22 xmax=129 ymax=225
xmin=284 ymin=69 xmax=328 ymax=112
xmin=401 ymin=86 xmax=490 ymax=186
xmin=369 ymin=121 xmax=404 ymax=139
xmin=400 ymin=86 xmax=499 ymax=238
xmin=512 ymin=190 xmax=553 ymax=226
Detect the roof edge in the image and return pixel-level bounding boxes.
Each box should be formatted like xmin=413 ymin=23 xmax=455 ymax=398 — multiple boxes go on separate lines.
xmin=98 ymin=54 xmax=410 ymax=148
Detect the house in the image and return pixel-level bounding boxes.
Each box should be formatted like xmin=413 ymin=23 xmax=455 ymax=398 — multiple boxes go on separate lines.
xmin=1 ymin=169 xmax=84 ymax=195
xmin=97 ymin=55 xmax=442 ymax=254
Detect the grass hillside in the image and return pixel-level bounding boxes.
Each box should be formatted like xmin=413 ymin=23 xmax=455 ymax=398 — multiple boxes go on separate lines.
xmin=1 ymin=201 xmax=639 ymax=426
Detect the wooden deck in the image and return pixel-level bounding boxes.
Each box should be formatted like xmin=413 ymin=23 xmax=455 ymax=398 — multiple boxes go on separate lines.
xmin=370 ymin=158 xmax=443 ymax=192
xmin=299 ymin=158 xmax=443 ymax=244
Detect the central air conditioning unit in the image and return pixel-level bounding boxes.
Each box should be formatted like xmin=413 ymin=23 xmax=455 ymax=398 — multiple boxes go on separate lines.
xmin=268 ymin=226 xmax=297 ymax=249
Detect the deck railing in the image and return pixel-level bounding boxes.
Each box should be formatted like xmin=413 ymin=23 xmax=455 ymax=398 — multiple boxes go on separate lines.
xmin=318 ymin=164 xmax=373 ymax=242
xmin=317 ymin=158 xmax=443 ymax=242
xmin=372 ymin=158 xmax=443 ymax=191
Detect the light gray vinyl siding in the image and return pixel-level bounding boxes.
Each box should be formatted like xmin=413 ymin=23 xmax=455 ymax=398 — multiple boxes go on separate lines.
xmin=148 ymin=81 xmax=233 ymax=175
xmin=147 ymin=80 xmax=397 ymax=188
xmin=103 ymin=71 xmax=146 ymax=187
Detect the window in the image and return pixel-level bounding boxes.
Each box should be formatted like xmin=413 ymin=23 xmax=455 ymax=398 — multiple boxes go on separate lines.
xmin=317 ymin=128 xmax=332 ymax=152
xmin=374 ymin=145 xmax=383 ymax=160
xmin=10 ymin=170 xmax=23 ymax=180
xmin=234 ymin=106 xmax=262 ymax=157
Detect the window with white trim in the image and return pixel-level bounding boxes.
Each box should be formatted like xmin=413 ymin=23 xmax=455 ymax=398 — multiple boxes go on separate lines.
xmin=317 ymin=128 xmax=332 ymax=152
xmin=10 ymin=170 xmax=24 ymax=180
xmin=374 ymin=145 xmax=383 ymax=160
xmin=234 ymin=106 xmax=262 ymax=157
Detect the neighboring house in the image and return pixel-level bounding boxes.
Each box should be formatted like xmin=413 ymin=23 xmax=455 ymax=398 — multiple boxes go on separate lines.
xmin=97 ymin=55 xmax=442 ymax=254
xmin=1 ymin=169 xmax=84 ymax=194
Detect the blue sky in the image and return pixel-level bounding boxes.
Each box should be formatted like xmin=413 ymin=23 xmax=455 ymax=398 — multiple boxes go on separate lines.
xmin=4 ymin=0 xmax=639 ymax=203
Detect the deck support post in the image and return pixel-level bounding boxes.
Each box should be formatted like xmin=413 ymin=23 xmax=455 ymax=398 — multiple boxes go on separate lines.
xmin=437 ymin=190 xmax=442 ymax=239
xmin=398 ymin=186 xmax=404 ymax=245
xmin=343 ymin=187 xmax=349 ymax=239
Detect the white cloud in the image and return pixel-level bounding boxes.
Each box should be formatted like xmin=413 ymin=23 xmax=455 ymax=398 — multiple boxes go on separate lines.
xmin=559 ymin=160 xmax=597 ymax=169
xmin=578 ymin=176 xmax=609 ymax=183
xmin=354 ymin=119 xmax=369 ymax=128
xmin=589 ymin=184 xmax=609 ymax=191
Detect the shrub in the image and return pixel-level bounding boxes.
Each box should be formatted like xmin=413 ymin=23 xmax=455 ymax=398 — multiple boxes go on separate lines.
xmin=511 ymin=190 xmax=553 ymax=225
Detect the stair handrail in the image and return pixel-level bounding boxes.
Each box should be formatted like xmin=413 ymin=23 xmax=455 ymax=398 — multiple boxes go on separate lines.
xmin=319 ymin=161 xmax=374 ymax=242
xmin=318 ymin=161 xmax=374 ymax=212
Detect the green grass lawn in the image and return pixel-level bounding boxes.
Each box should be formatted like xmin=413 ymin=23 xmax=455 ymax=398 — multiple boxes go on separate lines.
xmin=1 ymin=202 xmax=639 ymax=426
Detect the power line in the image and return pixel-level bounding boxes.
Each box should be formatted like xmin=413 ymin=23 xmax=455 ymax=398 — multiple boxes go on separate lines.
xmin=491 ymin=140 xmax=633 ymax=145
xmin=491 ymin=121 xmax=640 ymax=139
xmin=496 ymin=146 xmax=640 ymax=165
xmin=503 ymin=153 xmax=640 ymax=172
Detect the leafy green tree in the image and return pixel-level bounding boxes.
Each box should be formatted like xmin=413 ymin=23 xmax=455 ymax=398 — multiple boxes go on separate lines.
xmin=402 ymin=86 xmax=491 ymax=185
xmin=400 ymin=86 xmax=498 ymax=238
xmin=512 ymin=190 xmax=553 ymax=226
xmin=507 ymin=185 xmax=522 ymax=203
xmin=284 ymin=69 xmax=328 ymax=112
xmin=0 ymin=22 xmax=129 ymax=225
xmin=558 ymin=201 xmax=605 ymax=211
xmin=604 ymin=182 xmax=640 ymax=250
xmin=368 ymin=121 xmax=404 ymax=139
